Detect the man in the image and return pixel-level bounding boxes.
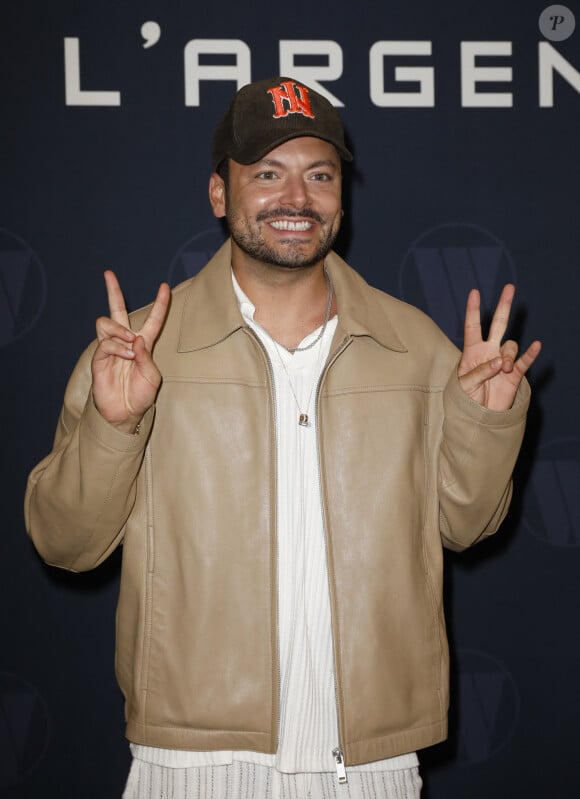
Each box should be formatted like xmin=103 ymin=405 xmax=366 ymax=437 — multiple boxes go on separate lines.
xmin=25 ymin=77 xmax=541 ymax=798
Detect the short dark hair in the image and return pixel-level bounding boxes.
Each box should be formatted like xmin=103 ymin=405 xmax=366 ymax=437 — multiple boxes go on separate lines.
xmin=216 ymin=158 xmax=229 ymax=187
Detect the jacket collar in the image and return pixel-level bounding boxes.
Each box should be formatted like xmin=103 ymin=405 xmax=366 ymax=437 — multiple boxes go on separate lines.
xmin=177 ymin=240 xmax=243 ymax=353
xmin=177 ymin=240 xmax=407 ymax=354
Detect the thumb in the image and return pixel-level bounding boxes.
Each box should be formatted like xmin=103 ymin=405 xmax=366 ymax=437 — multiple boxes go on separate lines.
xmin=132 ymin=335 xmax=161 ymax=387
xmin=458 ymin=356 xmax=502 ymax=395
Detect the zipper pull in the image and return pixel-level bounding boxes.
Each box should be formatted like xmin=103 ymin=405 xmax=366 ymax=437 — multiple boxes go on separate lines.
xmin=332 ymin=747 xmax=347 ymax=784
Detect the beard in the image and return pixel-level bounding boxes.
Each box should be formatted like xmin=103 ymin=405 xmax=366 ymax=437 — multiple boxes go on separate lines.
xmin=227 ymin=206 xmax=340 ymax=269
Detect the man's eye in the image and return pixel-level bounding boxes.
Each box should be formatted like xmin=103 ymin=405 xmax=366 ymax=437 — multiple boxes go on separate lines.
xmin=257 ymin=171 xmax=277 ymax=180
xmin=310 ymin=173 xmax=332 ymax=181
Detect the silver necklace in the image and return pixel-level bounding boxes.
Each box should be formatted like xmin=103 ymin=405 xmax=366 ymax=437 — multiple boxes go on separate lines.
xmin=273 ymin=335 xmax=326 ymax=427
xmin=272 ymin=271 xmax=334 ymax=426
xmin=284 ymin=266 xmax=334 ymax=354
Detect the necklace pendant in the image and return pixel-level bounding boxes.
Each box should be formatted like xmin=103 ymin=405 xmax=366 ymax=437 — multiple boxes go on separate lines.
xmin=298 ymin=413 xmax=310 ymax=427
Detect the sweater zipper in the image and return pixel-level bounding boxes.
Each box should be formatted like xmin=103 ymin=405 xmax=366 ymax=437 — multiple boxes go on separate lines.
xmin=315 ymin=335 xmax=351 ymax=785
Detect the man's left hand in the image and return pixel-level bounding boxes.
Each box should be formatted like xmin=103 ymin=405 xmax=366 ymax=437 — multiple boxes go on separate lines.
xmin=458 ymin=284 xmax=542 ymax=411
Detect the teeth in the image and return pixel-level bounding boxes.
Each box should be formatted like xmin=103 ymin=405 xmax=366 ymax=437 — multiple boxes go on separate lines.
xmin=270 ymin=220 xmax=312 ymax=231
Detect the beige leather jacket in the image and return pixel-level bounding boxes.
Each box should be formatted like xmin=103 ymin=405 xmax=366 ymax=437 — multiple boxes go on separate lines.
xmin=25 ymin=242 xmax=530 ymax=765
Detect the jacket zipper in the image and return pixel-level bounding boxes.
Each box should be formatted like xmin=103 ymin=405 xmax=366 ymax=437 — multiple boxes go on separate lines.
xmin=315 ymin=335 xmax=351 ymax=784
xmin=246 ymin=328 xmax=281 ymax=752
xmin=250 ymin=325 xmax=352 ymax=781
xmin=332 ymin=747 xmax=347 ymax=783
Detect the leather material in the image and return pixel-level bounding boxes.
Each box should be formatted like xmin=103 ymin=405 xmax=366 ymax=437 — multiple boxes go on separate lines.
xmin=25 ymin=241 xmax=530 ymax=763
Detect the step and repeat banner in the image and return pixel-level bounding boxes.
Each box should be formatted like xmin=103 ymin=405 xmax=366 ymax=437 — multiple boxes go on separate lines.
xmin=1 ymin=1 xmax=578 ymax=797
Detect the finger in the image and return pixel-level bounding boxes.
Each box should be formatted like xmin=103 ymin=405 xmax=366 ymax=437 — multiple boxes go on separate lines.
xmin=488 ymin=283 xmax=515 ymax=345
xmin=104 ymin=270 xmax=130 ymax=327
xmin=513 ymin=340 xmax=542 ymax=378
xmin=132 ymin=335 xmax=162 ymax=388
xmin=96 ymin=315 xmax=137 ymax=344
xmin=463 ymin=288 xmax=483 ymax=348
xmin=458 ymin=356 xmax=502 ymax=394
xmin=140 ymin=283 xmax=171 ymax=349
xmin=499 ymin=339 xmax=518 ymax=373
xmin=93 ymin=339 xmax=136 ymax=362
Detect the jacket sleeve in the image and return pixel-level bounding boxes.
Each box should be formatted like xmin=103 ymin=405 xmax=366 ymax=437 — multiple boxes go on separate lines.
xmin=24 ymin=344 xmax=155 ymax=572
xmin=438 ymin=364 xmax=530 ymax=551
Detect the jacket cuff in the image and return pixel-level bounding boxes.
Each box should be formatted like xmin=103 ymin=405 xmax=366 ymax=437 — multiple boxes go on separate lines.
xmin=444 ymin=364 xmax=531 ymax=427
xmin=82 ymin=394 xmax=155 ymax=452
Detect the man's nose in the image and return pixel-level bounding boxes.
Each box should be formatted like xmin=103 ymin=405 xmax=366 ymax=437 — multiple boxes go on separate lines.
xmin=279 ymin=175 xmax=309 ymax=209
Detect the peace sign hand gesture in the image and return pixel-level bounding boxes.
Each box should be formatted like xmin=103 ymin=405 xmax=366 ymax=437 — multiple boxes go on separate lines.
xmin=92 ymin=271 xmax=171 ymax=434
xmin=457 ymin=284 xmax=541 ymax=411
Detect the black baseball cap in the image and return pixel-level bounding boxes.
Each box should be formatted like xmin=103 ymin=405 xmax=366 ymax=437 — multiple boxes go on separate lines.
xmin=212 ymin=77 xmax=353 ymax=172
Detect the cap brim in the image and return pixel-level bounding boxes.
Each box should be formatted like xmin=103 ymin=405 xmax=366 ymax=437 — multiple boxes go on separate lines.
xmin=231 ymin=131 xmax=353 ymax=165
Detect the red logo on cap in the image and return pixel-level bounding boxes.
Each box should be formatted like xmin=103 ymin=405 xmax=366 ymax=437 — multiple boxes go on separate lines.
xmin=267 ymin=81 xmax=315 ymax=119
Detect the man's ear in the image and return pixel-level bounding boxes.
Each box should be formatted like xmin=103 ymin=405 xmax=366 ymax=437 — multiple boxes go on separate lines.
xmin=209 ymin=173 xmax=226 ymax=218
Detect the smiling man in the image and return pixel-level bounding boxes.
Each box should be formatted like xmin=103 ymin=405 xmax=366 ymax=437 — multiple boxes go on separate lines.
xmin=216 ymin=137 xmax=342 ymax=268
xmin=25 ymin=77 xmax=540 ymax=799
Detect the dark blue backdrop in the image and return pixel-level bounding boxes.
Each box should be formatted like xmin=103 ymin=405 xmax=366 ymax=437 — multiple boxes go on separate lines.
xmin=2 ymin=1 xmax=579 ymax=796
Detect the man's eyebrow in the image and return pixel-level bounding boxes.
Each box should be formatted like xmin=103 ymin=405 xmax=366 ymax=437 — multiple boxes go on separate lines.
xmin=257 ymin=158 xmax=284 ymax=168
xmin=308 ymin=159 xmax=340 ymax=169
xmin=257 ymin=158 xmax=339 ymax=169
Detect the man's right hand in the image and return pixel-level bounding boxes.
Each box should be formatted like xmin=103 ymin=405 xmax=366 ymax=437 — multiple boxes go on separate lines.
xmin=92 ymin=271 xmax=171 ymax=434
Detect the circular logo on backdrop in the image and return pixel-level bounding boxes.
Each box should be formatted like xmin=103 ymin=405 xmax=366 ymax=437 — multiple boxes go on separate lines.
xmin=168 ymin=227 xmax=227 ymax=286
xmin=0 ymin=229 xmax=47 ymax=348
xmin=522 ymin=439 xmax=580 ymax=547
xmin=0 ymin=672 xmax=51 ymax=787
xmin=398 ymin=224 xmax=517 ymax=347
xmin=539 ymin=5 xmax=576 ymax=41
xmin=455 ymin=649 xmax=520 ymax=766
